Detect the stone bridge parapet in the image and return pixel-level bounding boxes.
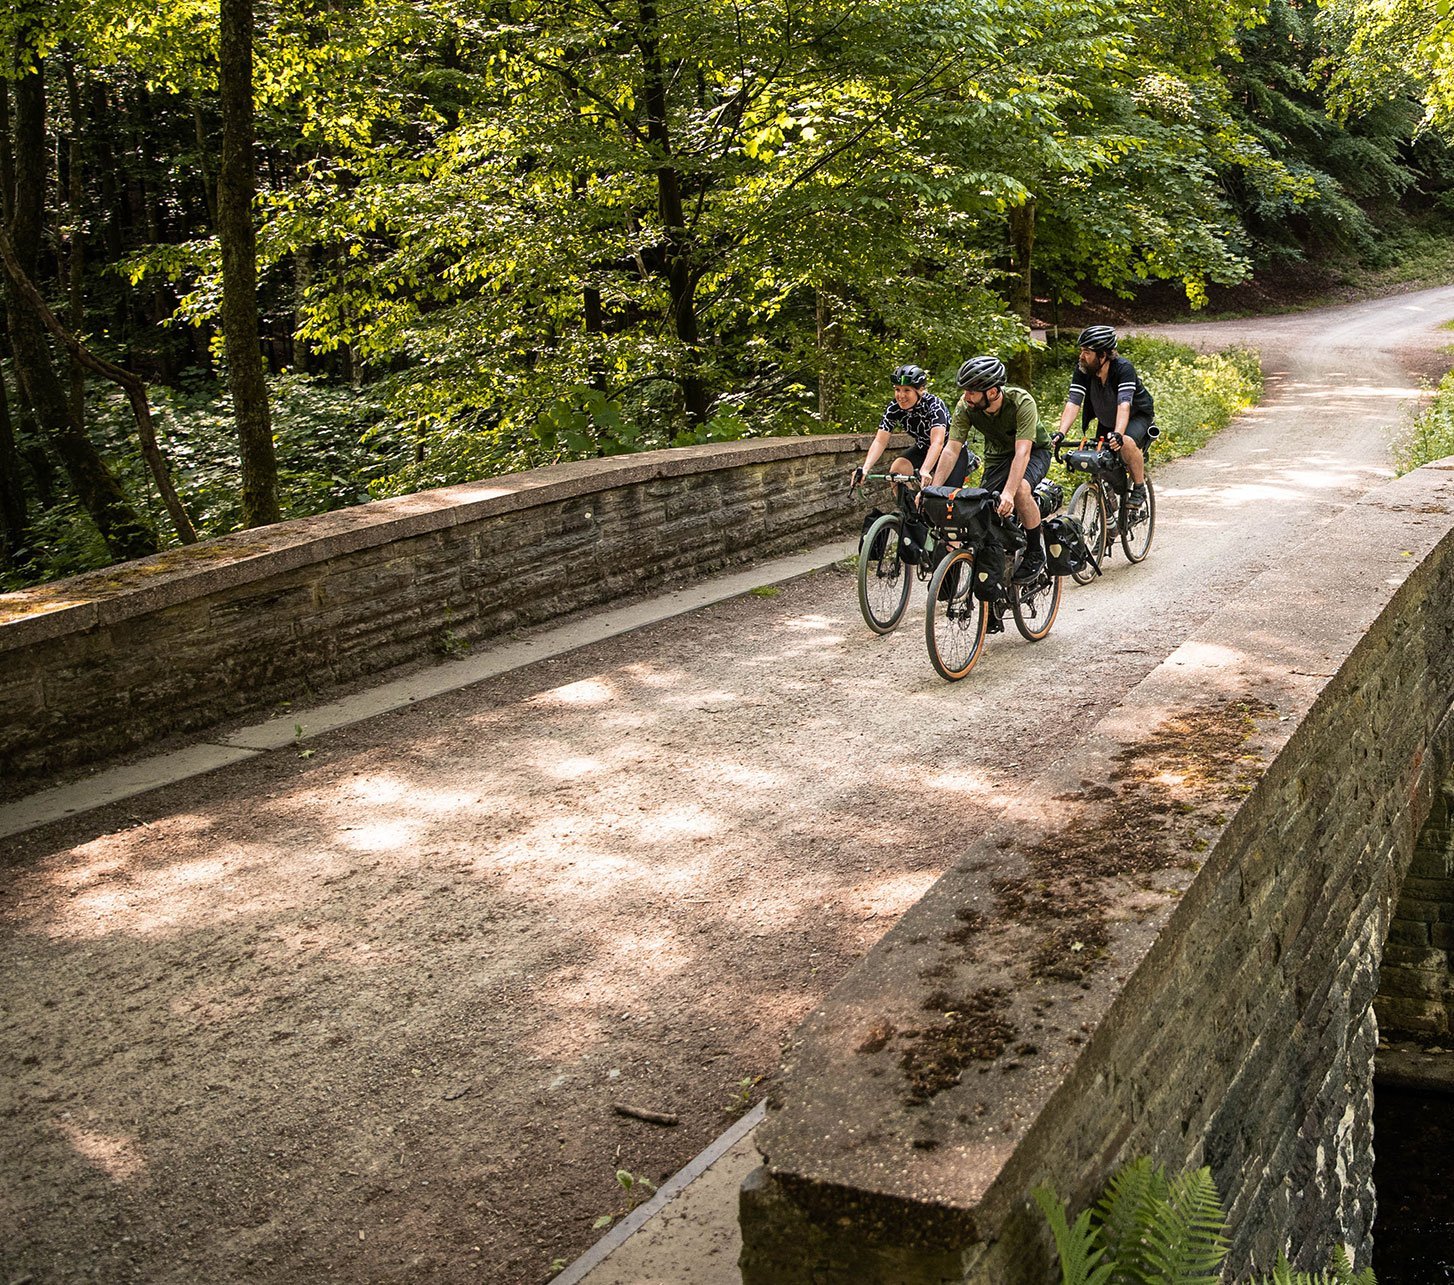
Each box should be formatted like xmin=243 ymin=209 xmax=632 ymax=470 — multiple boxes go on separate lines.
xmin=740 ymin=459 xmax=1454 ymax=1283
xmin=0 ymin=435 xmax=868 ymax=787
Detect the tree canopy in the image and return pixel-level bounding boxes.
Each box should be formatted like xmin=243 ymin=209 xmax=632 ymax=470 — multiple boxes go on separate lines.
xmin=0 ymin=0 xmax=1451 ymax=585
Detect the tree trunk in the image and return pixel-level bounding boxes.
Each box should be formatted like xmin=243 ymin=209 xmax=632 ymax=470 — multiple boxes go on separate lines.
xmin=0 ymin=79 xmax=13 ymax=225
xmin=0 ymin=358 xmax=27 ymax=565
xmin=637 ymin=0 xmax=709 ymax=426
xmin=816 ymin=287 xmax=842 ymax=428
xmin=61 ymin=58 xmax=86 ymax=424
xmin=6 ymin=57 xmax=155 ymax=559
xmin=1006 ymin=198 xmax=1036 ymax=388
xmin=218 ymin=0 xmax=280 ymax=526
xmin=192 ymin=100 xmax=219 ymax=228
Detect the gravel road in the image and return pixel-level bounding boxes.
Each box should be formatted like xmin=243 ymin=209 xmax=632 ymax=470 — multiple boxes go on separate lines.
xmin=3 ymin=285 xmax=1452 ymax=1285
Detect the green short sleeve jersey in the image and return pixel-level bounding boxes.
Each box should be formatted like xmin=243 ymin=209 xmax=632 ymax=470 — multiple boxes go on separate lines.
xmin=949 ymin=385 xmax=1048 ymax=462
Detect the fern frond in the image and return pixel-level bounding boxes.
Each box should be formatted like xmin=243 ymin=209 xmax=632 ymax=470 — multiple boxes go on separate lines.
xmin=1330 ymin=1244 xmax=1376 ymax=1285
xmin=1034 ymin=1184 xmax=1112 ymax=1285
xmin=1097 ymin=1155 xmax=1166 ymax=1285
xmin=1138 ymin=1166 xmax=1229 ymax=1285
xmin=1248 ymin=1246 xmax=1377 ymax=1285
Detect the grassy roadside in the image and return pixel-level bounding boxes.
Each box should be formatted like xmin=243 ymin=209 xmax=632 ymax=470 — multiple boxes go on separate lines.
xmin=1394 ymin=366 xmax=1454 ymax=474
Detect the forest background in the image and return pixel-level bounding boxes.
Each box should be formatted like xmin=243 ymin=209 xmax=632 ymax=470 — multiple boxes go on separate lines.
xmin=1 ymin=0 xmax=1452 ymax=590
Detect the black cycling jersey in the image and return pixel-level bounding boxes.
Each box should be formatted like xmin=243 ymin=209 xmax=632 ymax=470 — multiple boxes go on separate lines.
xmin=879 ymin=391 xmax=951 ymax=451
xmin=1067 ymin=355 xmax=1154 ymax=433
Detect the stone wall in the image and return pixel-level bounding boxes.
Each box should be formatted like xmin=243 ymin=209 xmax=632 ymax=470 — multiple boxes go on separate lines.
xmin=740 ymin=460 xmax=1454 ymax=1283
xmin=0 ymin=436 xmax=868 ymax=786
xmin=1378 ymin=786 xmax=1454 ymax=1038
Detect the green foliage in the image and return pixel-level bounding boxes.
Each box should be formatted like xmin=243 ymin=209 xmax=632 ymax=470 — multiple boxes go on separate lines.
xmin=1036 ymin=1157 xmax=1375 ymax=1285
xmin=1248 ymin=1246 xmax=1376 ymax=1285
xmin=4 ymin=0 xmax=1451 ymax=590
xmin=1394 ymin=366 xmax=1454 ymax=475
xmin=1320 ymin=0 xmax=1454 ymax=140
xmin=0 ymin=371 xmax=402 ymax=590
xmin=1036 ymin=1157 xmax=1228 ymax=1285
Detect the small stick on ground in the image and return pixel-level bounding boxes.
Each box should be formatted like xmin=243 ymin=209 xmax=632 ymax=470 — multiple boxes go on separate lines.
xmin=612 ymin=1103 xmax=680 ymax=1126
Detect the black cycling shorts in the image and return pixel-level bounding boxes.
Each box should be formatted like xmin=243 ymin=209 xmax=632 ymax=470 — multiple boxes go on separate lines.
xmin=1081 ymin=415 xmax=1154 ymax=448
xmin=1119 ymin=416 xmax=1154 ymax=449
xmin=898 ymin=441 xmax=971 ymax=487
xmin=982 ymin=446 xmax=1051 ymax=497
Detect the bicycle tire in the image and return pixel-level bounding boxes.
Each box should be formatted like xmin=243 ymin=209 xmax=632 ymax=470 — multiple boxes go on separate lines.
xmin=1066 ymin=482 xmax=1107 ymax=586
xmin=1120 ymin=476 xmax=1156 ymax=563
xmin=925 ymin=550 xmax=988 ymax=681
xmin=857 ymin=513 xmax=911 ymax=633
xmin=1010 ymin=566 xmax=1063 ymax=641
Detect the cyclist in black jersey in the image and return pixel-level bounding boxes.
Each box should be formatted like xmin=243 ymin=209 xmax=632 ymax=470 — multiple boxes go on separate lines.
xmin=1053 ymin=326 xmax=1153 ymax=517
xmin=851 ymin=364 xmax=969 ymax=491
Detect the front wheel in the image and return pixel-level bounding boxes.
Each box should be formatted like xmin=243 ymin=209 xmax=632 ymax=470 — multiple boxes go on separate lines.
xmin=858 ymin=513 xmax=911 ymax=633
xmin=1066 ymin=483 xmax=1107 ymax=586
xmin=1120 ymin=476 xmax=1156 ymax=563
xmin=1010 ymin=566 xmax=1063 ymax=641
xmin=925 ymin=550 xmax=988 ymax=681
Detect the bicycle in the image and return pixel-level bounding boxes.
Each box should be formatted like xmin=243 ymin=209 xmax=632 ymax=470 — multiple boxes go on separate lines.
xmin=853 ymin=470 xmax=958 ymax=634
xmin=918 ymin=484 xmax=1063 ymax=682
xmin=1054 ymin=426 xmax=1158 ymax=586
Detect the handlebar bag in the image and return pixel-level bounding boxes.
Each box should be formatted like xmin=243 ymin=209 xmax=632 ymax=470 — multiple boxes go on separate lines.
xmin=1063 ymin=448 xmax=1117 ymax=474
xmin=920 ymin=485 xmax=993 ymax=541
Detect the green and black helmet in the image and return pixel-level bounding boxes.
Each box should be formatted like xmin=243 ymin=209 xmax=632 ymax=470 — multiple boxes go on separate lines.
xmin=891 ymin=364 xmax=929 ymax=388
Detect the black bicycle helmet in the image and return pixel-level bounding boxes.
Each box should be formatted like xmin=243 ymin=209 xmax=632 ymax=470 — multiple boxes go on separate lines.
xmin=891 ymin=364 xmax=928 ymax=388
xmin=956 ymin=355 xmax=1006 ymax=391
xmin=1077 ymin=325 xmax=1117 ymax=352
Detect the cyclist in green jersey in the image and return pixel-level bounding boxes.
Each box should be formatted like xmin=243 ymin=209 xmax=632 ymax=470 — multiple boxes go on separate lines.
xmin=930 ymin=355 xmax=1052 ymax=581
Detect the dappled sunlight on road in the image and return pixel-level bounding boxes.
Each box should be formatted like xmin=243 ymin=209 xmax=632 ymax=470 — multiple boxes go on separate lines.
xmin=924 ymin=768 xmax=999 ymax=797
xmin=531 ymin=676 xmax=617 ymax=706
xmin=338 ymin=819 xmax=421 ymax=852
xmin=841 ymin=870 xmax=941 ymax=920
xmin=52 ymin=1121 xmax=147 ymax=1183
xmin=346 ymin=774 xmax=409 ymax=805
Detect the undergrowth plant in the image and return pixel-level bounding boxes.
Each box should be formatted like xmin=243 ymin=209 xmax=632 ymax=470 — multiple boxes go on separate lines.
xmin=1034 ymin=1157 xmax=1376 ymax=1285
xmin=1393 ymin=367 xmax=1454 ymax=474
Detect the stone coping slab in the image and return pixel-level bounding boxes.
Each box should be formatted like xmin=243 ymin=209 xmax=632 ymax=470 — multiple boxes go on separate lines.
xmin=743 ymin=459 xmax=1454 ymax=1277
xmin=0 ymin=434 xmax=868 ymax=651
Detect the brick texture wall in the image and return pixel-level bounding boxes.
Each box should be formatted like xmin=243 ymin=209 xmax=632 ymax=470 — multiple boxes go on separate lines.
xmin=0 ymin=437 xmax=868 ymax=786
xmin=1378 ymin=787 xmax=1454 ymax=1037
xmin=740 ymin=460 xmax=1454 ymax=1284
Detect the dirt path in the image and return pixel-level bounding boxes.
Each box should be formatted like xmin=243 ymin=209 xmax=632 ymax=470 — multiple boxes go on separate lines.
xmin=3 ymin=286 xmax=1453 ymax=1285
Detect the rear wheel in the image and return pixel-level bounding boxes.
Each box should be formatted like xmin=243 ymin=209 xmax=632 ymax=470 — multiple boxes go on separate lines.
xmin=1120 ymin=476 xmax=1156 ymax=563
xmin=1010 ymin=567 xmax=1063 ymax=641
xmin=857 ymin=514 xmax=910 ymax=633
xmin=1066 ymin=483 xmax=1107 ymax=586
xmin=925 ymin=550 xmax=988 ymax=681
